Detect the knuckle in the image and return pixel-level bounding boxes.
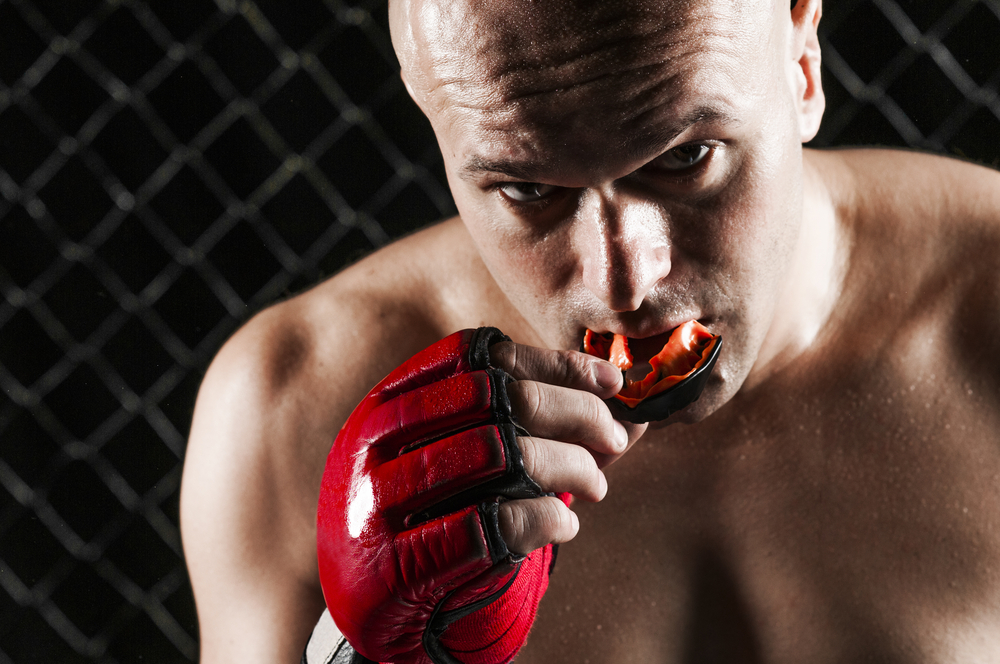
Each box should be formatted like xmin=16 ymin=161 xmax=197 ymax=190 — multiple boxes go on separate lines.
xmin=498 ymin=502 xmax=525 ymax=544
xmin=569 ymin=447 xmax=601 ymax=498
xmin=573 ymin=444 xmax=598 ymax=479
xmin=544 ymin=498 xmax=574 ymax=535
xmin=517 ymin=437 xmax=542 ymax=479
xmin=530 ymin=500 xmax=558 ymax=536
xmin=556 ymin=349 xmax=589 ymax=385
xmin=597 ymin=399 xmax=618 ymax=437
xmin=489 ymin=341 xmax=516 ymax=374
xmin=510 ymin=380 xmax=543 ymax=423
xmin=563 ymin=443 xmax=586 ymax=476
xmin=501 ymin=498 xmax=576 ymax=553
xmin=582 ymin=392 xmax=608 ymax=430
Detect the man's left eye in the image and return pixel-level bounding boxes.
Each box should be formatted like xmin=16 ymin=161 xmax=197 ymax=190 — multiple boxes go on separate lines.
xmin=650 ymin=144 xmax=710 ymax=171
xmin=498 ymin=182 xmax=557 ymax=203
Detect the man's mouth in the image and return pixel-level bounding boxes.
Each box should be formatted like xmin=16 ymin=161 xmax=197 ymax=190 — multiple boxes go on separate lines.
xmin=582 ymin=321 xmax=722 ymax=423
xmin=624 ymin=331 xmax=674 ymax=380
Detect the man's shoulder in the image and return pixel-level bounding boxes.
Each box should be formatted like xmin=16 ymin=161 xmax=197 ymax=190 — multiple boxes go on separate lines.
xmin=814 ymin=148 xmax=1000 ymax=378
xmin=181 ymin=221 xmax=492 ymax=657
xmin=814 ymin=147 xmax=1000 ymax=228
xmin=200 ymin=216 xmax=501 ymax=426
xmin=811 ymin=148 xmax=999 ymax=274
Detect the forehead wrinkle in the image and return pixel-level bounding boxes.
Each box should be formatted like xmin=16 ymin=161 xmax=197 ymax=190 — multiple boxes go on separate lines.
xmin=431 ymin=18 xmax=700 ymax=108
xmin=411 ymin=0 xmax=775 ymax=181
xmin=452 ymin=36 xmax=749 ymax=145
xmin=476 ymin=24 xmax=693 ymax=104
xmin=614 ymin=33 xmax=754 ymax=130
xmin=402 ymin=0 xmax=772 ymax=92
xmin=411 ymin=0 xmax=699 ymax=102
xmin=445 ymin=43 xmax=752 ymax=183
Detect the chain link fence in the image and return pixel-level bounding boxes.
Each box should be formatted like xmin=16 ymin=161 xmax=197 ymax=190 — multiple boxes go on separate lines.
xmin=0 ymin=0 xmax=997 ymax=661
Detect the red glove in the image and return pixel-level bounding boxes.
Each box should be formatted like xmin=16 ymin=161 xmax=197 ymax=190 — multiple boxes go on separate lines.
xmin=317 ymin=328 xmax=565 ymax=664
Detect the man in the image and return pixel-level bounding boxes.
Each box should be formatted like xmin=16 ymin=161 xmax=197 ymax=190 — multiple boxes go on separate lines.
xmin=180 ymin=0 xmax=1000 ymax=661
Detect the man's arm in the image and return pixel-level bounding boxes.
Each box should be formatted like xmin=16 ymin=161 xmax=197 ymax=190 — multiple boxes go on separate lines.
xmin=180 ymin=304 xmax=330 ymax=662
xmin=180 ymin=270 xmax=443 ymax=663
xmin=179 ymin=219 xmax=494 ymax=661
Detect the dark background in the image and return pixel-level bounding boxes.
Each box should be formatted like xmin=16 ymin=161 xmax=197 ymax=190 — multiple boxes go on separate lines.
xmin=0 ymin=0 xmax=998 ymax=661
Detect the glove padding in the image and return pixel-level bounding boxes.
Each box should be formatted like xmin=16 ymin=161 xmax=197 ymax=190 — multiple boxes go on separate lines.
xmin=317 ymin=327 xmax=565 ymax=664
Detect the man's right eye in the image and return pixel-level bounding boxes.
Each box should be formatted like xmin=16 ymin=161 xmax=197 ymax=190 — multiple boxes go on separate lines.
xmin=497 ymin=182 xmax=557 ymax=203
xmin=648 ymin=144 xmax=711 ymax=171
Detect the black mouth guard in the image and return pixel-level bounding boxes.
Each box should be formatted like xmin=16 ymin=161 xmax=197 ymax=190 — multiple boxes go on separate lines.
xmin=602 ymin=337 xmax=723 ymax=424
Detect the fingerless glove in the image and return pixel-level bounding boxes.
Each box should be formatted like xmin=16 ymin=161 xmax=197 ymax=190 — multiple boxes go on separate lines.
xmin=317 ymin=328 xmax=564 ymax=664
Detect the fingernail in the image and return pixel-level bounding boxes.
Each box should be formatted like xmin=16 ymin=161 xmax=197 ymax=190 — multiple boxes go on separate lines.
xmin=593 ymin=360 xmax=622 ymax=390
xmin=613 ymin=420 xmax=628 ymax=451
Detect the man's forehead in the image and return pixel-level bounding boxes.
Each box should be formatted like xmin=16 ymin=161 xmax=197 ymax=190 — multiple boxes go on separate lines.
xmin=392 ymin=0 xmax=778 ymax=179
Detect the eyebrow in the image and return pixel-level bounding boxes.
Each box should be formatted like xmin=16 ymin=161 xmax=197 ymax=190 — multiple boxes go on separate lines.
xmin=457 ymin=104 xmax=739 ymax=183
xmin=458 ymin=155 xmax=545 ymax=183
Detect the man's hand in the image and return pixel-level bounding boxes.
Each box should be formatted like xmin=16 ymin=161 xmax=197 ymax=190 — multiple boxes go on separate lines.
xmin=316 ymin=328 xmax=644 ymax=664
xmin=487 ymin=340 xmax=646 ymax=554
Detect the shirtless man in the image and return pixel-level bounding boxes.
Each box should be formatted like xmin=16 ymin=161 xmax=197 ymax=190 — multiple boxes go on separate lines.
xmin=180 ymin=0 xmax=1000 ymax=661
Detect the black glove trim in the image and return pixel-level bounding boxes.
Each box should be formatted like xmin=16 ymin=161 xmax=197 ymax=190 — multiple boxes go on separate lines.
xmin=479 ymin=499 xmax=517 ymax=565
xmin=469 ymin=327 xmax=511 ymax=371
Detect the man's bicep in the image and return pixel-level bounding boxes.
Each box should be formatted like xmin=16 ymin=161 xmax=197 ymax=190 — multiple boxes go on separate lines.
xmin=181 ymin=327 xmax=327 ymax=662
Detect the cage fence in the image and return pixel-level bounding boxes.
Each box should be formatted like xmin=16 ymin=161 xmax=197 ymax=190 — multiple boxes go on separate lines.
xmin=0 ymin=0 xmax=998 ymax=661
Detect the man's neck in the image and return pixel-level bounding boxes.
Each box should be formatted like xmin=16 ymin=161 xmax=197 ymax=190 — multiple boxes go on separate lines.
xmin=743 ymin=150 xmax=852 ymax=390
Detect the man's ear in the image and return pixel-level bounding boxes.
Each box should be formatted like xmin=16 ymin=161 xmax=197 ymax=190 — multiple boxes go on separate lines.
xmin=789 ymin=0 xmax=824 ymax=142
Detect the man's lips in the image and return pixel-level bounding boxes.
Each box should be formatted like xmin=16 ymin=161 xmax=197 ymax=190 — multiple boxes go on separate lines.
xmin=581 ymin=320 xmax=723 ymax=424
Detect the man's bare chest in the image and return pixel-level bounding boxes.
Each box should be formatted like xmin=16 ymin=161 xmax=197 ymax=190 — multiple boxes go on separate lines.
xmin=517 ymin=365 xmax=1000 ymax=663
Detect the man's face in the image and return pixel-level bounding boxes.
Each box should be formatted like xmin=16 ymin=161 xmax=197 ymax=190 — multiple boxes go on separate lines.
xmin=393 ymin=0 xmax=812 ymax=420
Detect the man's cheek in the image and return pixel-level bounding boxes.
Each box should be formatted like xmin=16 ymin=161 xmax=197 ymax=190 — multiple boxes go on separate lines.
xmin=481 ymin=217 xmax=569 ymax=282
xmin=496 ymin=248 xmax=568 ymax=298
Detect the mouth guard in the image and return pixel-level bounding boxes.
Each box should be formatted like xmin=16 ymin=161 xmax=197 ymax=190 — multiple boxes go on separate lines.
xmin=583 ymin=320 xmax=722 ymax=424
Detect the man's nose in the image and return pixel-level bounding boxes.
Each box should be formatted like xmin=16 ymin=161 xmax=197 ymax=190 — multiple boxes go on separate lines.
xmin=579 ymin=191 xmax=672 ymax=313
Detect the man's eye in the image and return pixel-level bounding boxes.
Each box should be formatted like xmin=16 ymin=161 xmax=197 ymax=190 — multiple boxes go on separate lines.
xmin=651 ymin=144 xmax=711 ymax=171
xmin=498 ymin=182 xmax=557 ymax=203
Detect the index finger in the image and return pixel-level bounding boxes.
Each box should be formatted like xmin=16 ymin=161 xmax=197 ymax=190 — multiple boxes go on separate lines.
xmin=489 ymin=341 xmax=623 ymax=400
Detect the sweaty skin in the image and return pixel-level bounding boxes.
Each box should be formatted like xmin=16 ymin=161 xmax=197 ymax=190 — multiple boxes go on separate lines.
xmin=180 ymin=0 xmax=1000 ymax=662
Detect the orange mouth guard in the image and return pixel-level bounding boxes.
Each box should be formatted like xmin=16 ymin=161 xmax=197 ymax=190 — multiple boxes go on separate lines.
xmin=583 ymin=320 xmax=722 ymax=423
